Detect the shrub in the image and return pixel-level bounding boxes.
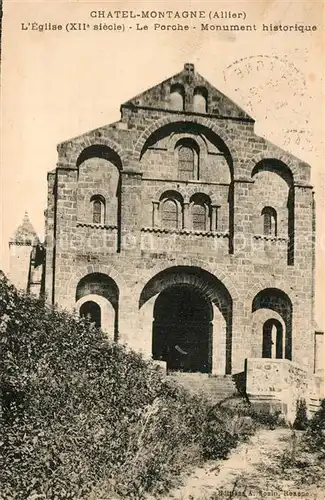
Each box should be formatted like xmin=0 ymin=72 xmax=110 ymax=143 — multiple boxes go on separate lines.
xmin=305 ymin=399 xmax=325 ymax=456
xmin=293 ymin=398 xmax=309 ymax=431
xmin=202 ymin=405 xmax=239 ymax=460
xmin=0 ymin=274 xmax=246 ymax=499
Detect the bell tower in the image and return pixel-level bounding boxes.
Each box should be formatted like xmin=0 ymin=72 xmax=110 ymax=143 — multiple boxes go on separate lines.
xmin=9 ymin=212 xmax=39 ymax=292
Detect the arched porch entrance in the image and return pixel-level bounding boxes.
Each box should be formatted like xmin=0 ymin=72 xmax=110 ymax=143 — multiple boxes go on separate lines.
xmin=139 ymin=266 xmax=233 ymax=375
xmin=153 ymin=285 xmax=213 ymax=373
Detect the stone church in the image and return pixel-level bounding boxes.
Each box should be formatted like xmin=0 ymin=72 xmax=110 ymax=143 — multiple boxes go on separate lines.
xmin=9 ymin=63 xmax=323 ymax=418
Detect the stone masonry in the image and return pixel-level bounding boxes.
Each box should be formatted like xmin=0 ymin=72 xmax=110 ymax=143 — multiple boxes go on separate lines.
xmin=9 ymin=64 xmax=324 ymax=411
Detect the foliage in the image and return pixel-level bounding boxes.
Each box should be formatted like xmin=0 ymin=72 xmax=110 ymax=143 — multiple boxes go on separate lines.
xmin=305 ymin=399 xmax=325 ymax=457
xmin=219 ymin=398 xmax=286 ymax=429
xmin=293 ymin=398 xmax=309 ymax=431
xmin=0 ymin=273 xmax=249 ymax=499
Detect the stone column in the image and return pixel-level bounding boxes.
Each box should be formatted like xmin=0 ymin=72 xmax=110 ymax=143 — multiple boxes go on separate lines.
xmin=120 ymin=170 xmax=143 ymax=255
xmin=212 ymin=304 xmax=226 ymax=375
xmin=292 ymin=184 xmax=314 ymax=372
xmin=233 ymin=178 xmax=255 ymax=256
xmin=211 ymin=205 xmax=219 ymax=232
xmin=152 ymin=201 xmax=160 ymax=227
xmin=183 ymin=202 xmax=190 ymax=229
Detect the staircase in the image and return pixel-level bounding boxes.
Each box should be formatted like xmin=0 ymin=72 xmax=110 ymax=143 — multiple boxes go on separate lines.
xmin=168 ymin=372 xmax=240 ymax=403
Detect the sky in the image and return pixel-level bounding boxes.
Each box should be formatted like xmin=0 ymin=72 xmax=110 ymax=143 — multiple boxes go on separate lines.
xmin=1 ymin=0 xmax=324 ymax=326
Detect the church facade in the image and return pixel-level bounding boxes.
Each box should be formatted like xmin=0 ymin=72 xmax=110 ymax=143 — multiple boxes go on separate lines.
xmin=9 ymin=63 xmax=323 ymax=415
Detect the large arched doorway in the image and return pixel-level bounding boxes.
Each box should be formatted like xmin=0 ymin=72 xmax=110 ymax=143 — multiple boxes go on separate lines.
xmin=80 ymin=300 xmax=101 ymax=328
xmin=153 ymin=285 xmax=213 ymax=373
xmin=139 ymin=266 xmax=233 ymax=375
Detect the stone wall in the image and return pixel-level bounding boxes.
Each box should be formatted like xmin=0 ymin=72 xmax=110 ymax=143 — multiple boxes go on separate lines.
xmin=42 ymin=64 xmax=317 ymax=377
xmin=246 ymin=358 xmax=324 ymax=422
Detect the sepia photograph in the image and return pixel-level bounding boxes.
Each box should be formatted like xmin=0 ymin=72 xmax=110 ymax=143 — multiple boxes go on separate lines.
xmin=0 ymin=1 xmax=324 ymax=499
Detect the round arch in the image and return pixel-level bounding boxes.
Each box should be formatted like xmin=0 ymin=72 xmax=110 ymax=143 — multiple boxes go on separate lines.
xmin=139 ymin=266 xmax=233 ymax=375
xmin=67 ymin=264 xmax=126 ymax=300
xmin=262 ymin=318 xmax=284 ymax=359
xmin=248 ymin=149 xmax=309 ymax=184
xmin=76 ymin=273 xmax=120 ymax=340
xmin=251 ymin=158 xmax=294 ymax=186
xmin=58 ymin=136 xmax=128 ymax=168
xmin=252 ymin=287 xmax=292 ymax=360
xmin=134 ymin=116 xmax=234 ymax=173
xmin=76 ymin=144 xmax=122 ymax=170
xmin=76 ymin=293 xmax=115 ymax=337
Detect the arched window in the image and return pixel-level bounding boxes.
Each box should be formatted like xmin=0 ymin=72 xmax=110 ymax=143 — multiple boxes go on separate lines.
xmin=192 ymin=204 xmax=206 ymax=231
xmin=162 ymin=199 xmax=178 ymax=229
xmin=262 ymin=319 xmax=283 ymax=359
xmin=193 ymin=87 xmax=208 ymax=113
xmin=91 ymin=195 xmax=105 ymax=224
xmin=178 ymin=145 xmax=194 ymax=179
xmin=159 ymin=191 xmax=183 ymax=230
xmin=190 ymin=193 xmax=211 ymax=231
xmin=262 ymin=206 xmax=277 ymax=236
xmin=169 ymin=84 xmax=185 ymax=111
xmin=176 ymin=139 xmax=199 ymax=181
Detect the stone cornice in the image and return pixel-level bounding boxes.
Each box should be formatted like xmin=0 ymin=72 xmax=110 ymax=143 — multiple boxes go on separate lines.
xmin=141 ymin=227 xmax=229 ymax=238
xmin=253 ymin=234 xmax=288 ymax=243
xmin=76 ymin=222 xmax=118 ymax=230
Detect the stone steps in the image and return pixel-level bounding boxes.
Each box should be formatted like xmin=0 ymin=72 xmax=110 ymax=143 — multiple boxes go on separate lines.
xmin=168 ymin=372 xmax=240 ymax=403
xmin=309 ymin=397 xmax=322 ymax=416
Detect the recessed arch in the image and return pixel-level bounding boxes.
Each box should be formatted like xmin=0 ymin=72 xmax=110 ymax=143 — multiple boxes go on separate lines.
xmin=262 ymin=318 xmax=284 ymax=359
xmin=252 ymin=288 xmax=292 ymax=360
xmin=261 ymin=206 xmax=277 ymax=236
xmin=251 ymin=158 xmax=294 ymax=186
xmin=175 ymin=137 xmax=200 ymax=180
xmin=139 ymin=266 xmax=233 ymax=374
xmin=169 ymin=83 xmax=185 ymax=111
xmin=247 ymin=149 xmax=310 ymax=184
xmin=90 ymin=194 xmax=106 ymax=224
xmin=138 ymin=121 xmax=233 ymax=175
xmin=76 ymin=273 xmax=119 ymax=339
xmin=252 ymin=159 xmax=294 ymax=264
xmin=76 ymin=144 xmax=122 ymax=170
xmin=58 ymin=135 xmax=127 ymax=169
xmin=137 ymin=119 xmax=234 ymax=252
xmin=193 ymin=86 xmax=208 ymax=113
xmin=76 ymin=145 xmax=122 ymax=249
xmin=190 ymin=193 xmax=212 ymax=231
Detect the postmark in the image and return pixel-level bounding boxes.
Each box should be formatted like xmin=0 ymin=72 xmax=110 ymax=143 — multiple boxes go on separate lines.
xmin=223 ymin=55 xmax=315 ymax=159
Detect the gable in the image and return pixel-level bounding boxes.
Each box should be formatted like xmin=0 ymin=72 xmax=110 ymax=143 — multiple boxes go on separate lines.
xmin=122 ymin=63 xmax=253 ymax=121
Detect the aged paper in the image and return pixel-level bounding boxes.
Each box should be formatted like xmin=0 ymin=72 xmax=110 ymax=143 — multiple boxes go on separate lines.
xmin=0 ymin=0 xmax=324 ymax=499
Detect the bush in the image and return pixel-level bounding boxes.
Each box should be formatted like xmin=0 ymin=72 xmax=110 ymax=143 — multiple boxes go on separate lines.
xmin=305 ymin=399 xmax=325 ymax=456
xmin=202 ymin=406 xmax=239 ymax=460
xmin=293 ymin=398 xmax=309 ymax=431
xmin=0 ymin=274 xmax=245 ymax=499
xmin=219 ymin=398 xmax=286 ymax=429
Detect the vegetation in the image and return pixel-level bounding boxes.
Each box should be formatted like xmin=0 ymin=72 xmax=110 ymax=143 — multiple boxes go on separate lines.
xmin=293 ymin=398 xmax=309 ymax=431
xmin=305 ymin=398 xmax=325 ymax=458
xmin=0 ymin=273 xmax=256 ymax=500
